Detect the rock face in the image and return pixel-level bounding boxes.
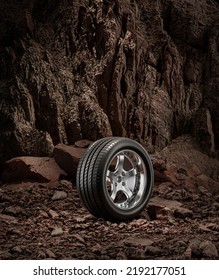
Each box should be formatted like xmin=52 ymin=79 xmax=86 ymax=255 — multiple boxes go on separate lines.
xmin=0 ymin=0 xmax=219 ymax=169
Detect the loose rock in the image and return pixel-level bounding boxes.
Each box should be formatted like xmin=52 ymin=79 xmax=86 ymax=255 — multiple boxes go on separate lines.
xmin=45 ymin=249 xmax=56 ymax=259
xmin=52 ymin=191 xmax=67 ymax=201
xmin=123 ymin=237 xmax=154 ymax=247
xmin=199 ymin=240 xmax=218 ymax=258
xmin=48 ymin=209 xmax=59 ymax=219
xmin=51 ymin=228 xmax=64 ymax=236
xmin=174 ymin=207 xmax=193 ymax=219
xmin=145 ymin=245 xmax=162 ymax=256
xmin=0 ymin=214 xmax=18 ymax=224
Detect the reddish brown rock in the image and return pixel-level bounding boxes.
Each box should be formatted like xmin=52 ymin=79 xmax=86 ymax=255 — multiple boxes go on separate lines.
xmin=74 ymin=140 xmax=93 ymax=148
xmin=196 ymin=174 xmax=219 ymax=195
xmin=148 ymin=196 xmax=182 ymax=220
xmin=199 ymin=240 xmax=218 ymax=258
xmin=188 ymin=164 xmax=202 ymax=177
xmin=151 ymin=158 xmax=167 ymax=172
xmin=54 ymin=144 xmax=86 ymax=178
xmin=2 ymin=157 xmax=66 ymax=183
xmin=0 ymin=213 xmax=18 ymax=224
xmin=154 ymin=170 xmax=174 ymax=183
xmin=148 ymin=196 xmax=193 ymax=220
xmin=152 ymin=158 xmax=178 ymax=184
xmin=123 ymin=237 xmax=154 ymax=247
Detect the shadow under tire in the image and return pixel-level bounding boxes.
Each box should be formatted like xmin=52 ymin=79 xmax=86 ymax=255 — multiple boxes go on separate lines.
xmin=76 ymin=137 xmax=154 ymax=221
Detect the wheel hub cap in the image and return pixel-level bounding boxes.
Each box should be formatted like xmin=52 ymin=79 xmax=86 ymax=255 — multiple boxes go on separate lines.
xmin=106 ymin=150 xmax=147 ymax=210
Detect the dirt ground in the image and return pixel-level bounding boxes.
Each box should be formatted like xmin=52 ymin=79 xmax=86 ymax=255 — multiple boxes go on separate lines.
xmin=0 ymin=137 xmax=218 ymax=260
xmin=0 ymin=174 xmax=219 ymax=260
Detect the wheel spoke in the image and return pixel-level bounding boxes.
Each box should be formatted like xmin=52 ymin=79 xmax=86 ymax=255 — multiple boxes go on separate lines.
xmin=122 ymin=184 xmax=133 ymax=201
xmin=106 ymin=170 xmax=114 ymax=181
xmin=115 ymin=154 xmax=125 ymax=173
xmin=126 ymin=168 xmax=137 ymax=178
xmin=110 ymin=186 xmax=117 ymax=201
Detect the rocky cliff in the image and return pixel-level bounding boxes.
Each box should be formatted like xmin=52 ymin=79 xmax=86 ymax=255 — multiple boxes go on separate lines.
xmin=0 ymin=0 xmax=219 ymax=171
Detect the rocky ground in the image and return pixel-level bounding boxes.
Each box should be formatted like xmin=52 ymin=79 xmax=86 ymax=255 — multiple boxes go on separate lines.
xmin=0 ymin=136 xmax=219 ymax=260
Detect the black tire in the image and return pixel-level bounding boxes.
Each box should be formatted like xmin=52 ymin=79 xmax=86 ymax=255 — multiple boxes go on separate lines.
xmin=76 ymin=137 xmax=154 ymax=221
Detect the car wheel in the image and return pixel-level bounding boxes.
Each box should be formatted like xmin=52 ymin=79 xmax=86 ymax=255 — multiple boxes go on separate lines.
xmin=76 ymin=137 xmax=154 ymax=221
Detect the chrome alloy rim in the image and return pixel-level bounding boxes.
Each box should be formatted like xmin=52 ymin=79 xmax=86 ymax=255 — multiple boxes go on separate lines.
xmin=106 ymin=150 xmax=147 ymax=210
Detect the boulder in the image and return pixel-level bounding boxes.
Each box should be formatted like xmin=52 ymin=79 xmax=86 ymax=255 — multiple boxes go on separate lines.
xmin=54 ymin=144 xmax=86 ymax=178
xmin=2 ymin=157 xmax=66 ymax=182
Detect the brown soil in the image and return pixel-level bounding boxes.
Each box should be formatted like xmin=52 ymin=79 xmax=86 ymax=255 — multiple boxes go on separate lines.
xmin=0 ymin=168 xmax=218 ymax=260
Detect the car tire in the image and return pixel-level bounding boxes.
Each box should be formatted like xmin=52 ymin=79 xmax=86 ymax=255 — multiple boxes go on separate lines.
xmin=76 ymin=137 xmax=154 ymax=221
